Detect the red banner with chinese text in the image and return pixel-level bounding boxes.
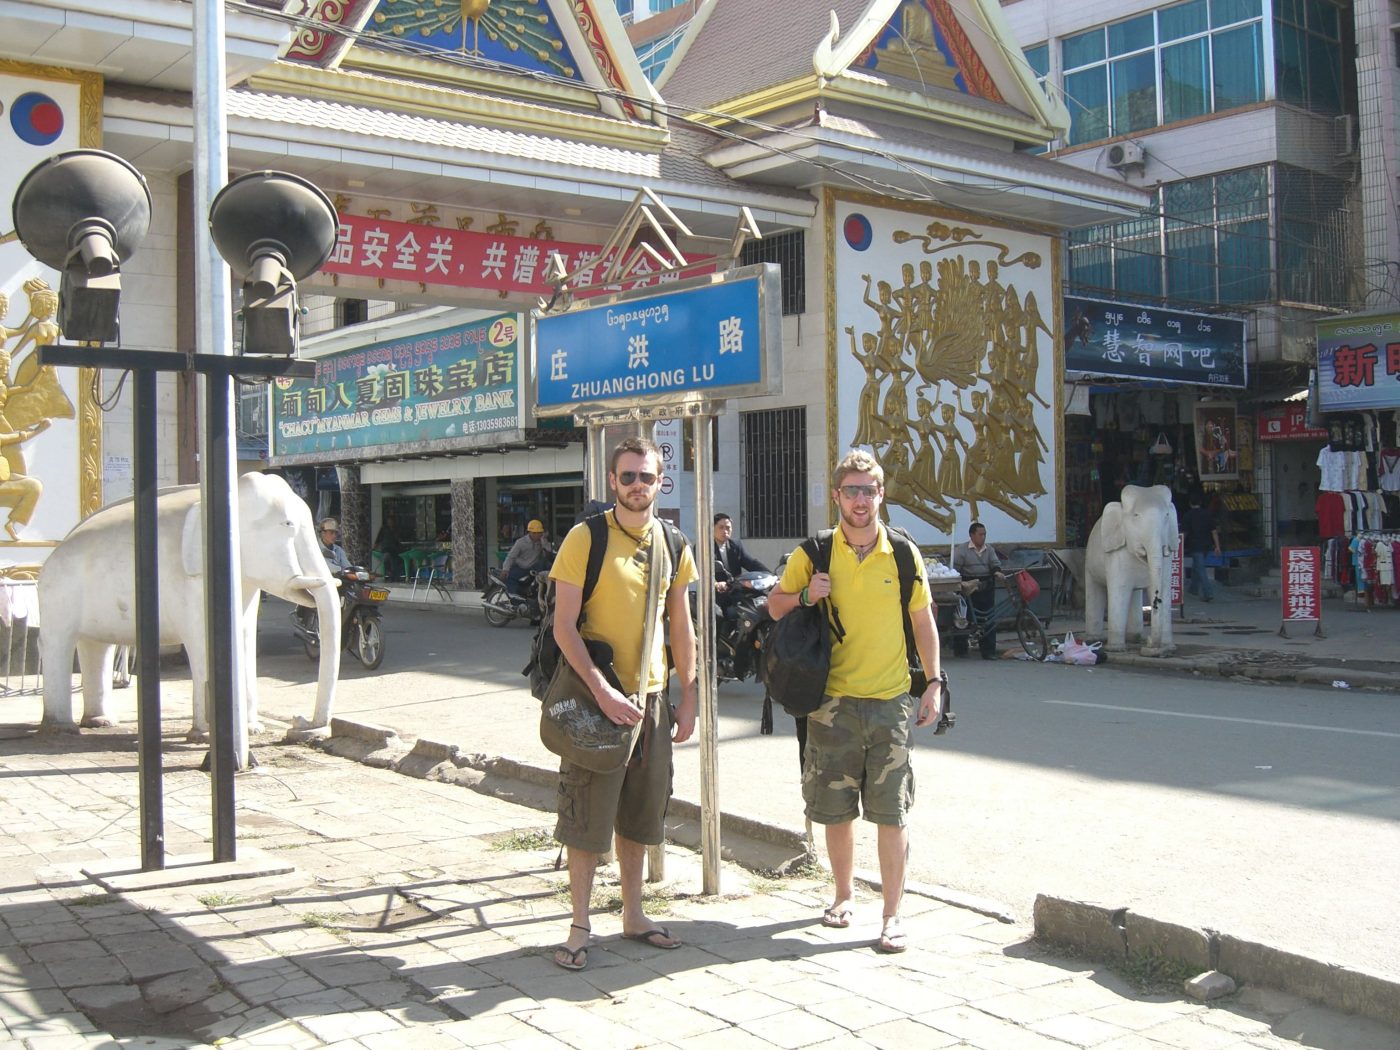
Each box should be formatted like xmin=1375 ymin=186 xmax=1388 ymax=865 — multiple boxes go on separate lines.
xmin=1170 ymin=535 xmax=1183 ymax=607
xmin=320 ymin=213 xmax=712 ymax=297
xmin=1281 ymin=546 xmax=1322 ymax=622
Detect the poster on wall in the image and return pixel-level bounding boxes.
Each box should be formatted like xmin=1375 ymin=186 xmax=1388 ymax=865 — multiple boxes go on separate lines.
xmin=1194 ymin=401 xmax=1239 ymax=481
xmin=0 ymin=62 xmax=104 ymax=567
xmin=831 ymin=197 xmax=1060 ymax=545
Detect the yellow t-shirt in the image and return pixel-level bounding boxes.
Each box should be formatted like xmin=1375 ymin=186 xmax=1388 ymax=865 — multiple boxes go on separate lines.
xmin=778 ymin=524 xmax=931 ymax=700
xmin=550 ymin=512 xmax=697 ymax=695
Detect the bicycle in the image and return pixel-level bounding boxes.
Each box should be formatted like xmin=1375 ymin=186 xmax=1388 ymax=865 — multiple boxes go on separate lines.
xmin=956 ymin=569 xmax=1050 ymax=661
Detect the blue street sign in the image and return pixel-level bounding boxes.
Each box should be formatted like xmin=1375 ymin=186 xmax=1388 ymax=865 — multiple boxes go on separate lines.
xmin=533 ymin=264 xmax=781 ymax=415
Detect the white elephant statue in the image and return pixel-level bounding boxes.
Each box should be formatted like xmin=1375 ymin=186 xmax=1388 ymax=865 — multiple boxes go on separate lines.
xmin=37 ymin=472 xmax=341 ymax=736
xmin=1084 ymin=484 xmax=1180 ymax=655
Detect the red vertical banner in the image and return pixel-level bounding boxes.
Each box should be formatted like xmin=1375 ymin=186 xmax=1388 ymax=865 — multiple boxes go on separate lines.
xmin=1170 ymin=536 xmax=1183 ymax=609
xmin=1281 ymin=547 xmax=1322 ymax=622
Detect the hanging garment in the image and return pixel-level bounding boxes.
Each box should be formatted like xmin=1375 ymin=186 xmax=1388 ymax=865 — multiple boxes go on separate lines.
xmin=1317 ymin=447 xmax=1348 ymax=491
xmin=1379 ymin=449 xmax=1400 ymax=492
xmin=1316 ymin=491 xmax=1345 ymax=538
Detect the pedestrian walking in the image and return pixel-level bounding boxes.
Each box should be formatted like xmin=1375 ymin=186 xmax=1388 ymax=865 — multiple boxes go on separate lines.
xmin=767 ymin=449 xmax=945 ymax=954
xmin=547 ymin=436 xmax=698 ymax=971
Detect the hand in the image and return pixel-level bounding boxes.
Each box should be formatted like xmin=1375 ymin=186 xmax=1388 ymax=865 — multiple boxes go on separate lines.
xmin=914 ymin=680 xmax=943 ymax=727
xmin=716 ymin=580 xmax=729 ymax=594
xmin=672 ymin=692 xmax=698 ymax=743
xmin=806 ymin=571 xmax=832 ymax=602
xmin=596 ymin=687 xmax=643 ymax=727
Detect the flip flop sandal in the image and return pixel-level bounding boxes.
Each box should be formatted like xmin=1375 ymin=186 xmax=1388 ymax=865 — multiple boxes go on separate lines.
xmin=552 ymin=924 xmax=590 ymax=971
xmin=876 ymin=918 xmax=908 ymax=954
xmin=621 ymin=926 xmax=681 ymax=950
xmin=821 ymin=907 xmax=853 ymax=929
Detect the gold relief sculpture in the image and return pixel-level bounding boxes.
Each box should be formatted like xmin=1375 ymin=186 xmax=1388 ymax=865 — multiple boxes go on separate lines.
xmin=407 ymin=202 xmax=440 ymax=225
xmin=0 ymin=280 xmax=78 ymax=542
xmin=332 ymin=192 xmax=352 ymax=212
xmin=455 ymin=216 xmax=475 ymax=231
xmin=845 ymin=220 xmax=1053 ymax=531
xmin=530 ymin=219 xmax=554 ymax=241
xmin=367 ymin=207 xmax=391 ymax=220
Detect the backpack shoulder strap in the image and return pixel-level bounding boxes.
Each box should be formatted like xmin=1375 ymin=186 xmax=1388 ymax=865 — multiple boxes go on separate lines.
xmin=581 ymin=512 xmax=610 ymax=605
xmin=802 ymin=528 xmax=844 ymax=642
xmin=657 ymin=519 xmax=687 ymax=585
xmin=885 ymin=524 xmax=923 ymax=671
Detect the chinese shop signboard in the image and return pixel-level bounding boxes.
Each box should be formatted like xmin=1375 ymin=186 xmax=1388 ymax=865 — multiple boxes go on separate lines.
xmin=1316 ymin=311 xmax=1400 ymax=411
xmin=1170 ymin=536 xmax=1183 ymax=608
xmin=1064 ymin=295 xmax=1247 ymax=387
xmin=321 ymin=212 xmax=712 ymax=298
xmin=1280 ymin=546 xmax=1324 ymax=637
xmin=1257 ymin=402 xmax=1328 ymax=441
xmin=271 ymin=313 xmax=524 ymax=462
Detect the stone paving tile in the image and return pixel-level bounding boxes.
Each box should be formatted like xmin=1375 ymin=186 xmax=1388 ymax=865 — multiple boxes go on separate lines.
xmin=917 ymin=1002 xmax=1077 ymax=1049
xmin=738 ymin=1007 xmax=849 ymax=1048
xmin=857 ymin=1016 xmax=961 ymax=1049
xmin=1032 ymin=1012 xmax=1132 ymax=1046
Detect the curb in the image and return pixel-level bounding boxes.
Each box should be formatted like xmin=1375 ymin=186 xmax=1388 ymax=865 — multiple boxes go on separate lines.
xmin=1032 ymin=895 xmax=1400 ymax=1030
xmin=1106 ymin=651 xmax=1400 ymax=693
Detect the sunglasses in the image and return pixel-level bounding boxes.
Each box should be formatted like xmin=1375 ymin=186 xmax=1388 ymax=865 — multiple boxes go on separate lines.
xmin=838 ymin=484 xmax=880 ymax=500
xmin=617 ymin=470 xmax=659 ymax=486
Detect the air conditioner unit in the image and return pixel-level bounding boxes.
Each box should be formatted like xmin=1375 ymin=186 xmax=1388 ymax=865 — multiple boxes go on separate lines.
xmin=1105 ymin=141 xmax=1146 ymax=170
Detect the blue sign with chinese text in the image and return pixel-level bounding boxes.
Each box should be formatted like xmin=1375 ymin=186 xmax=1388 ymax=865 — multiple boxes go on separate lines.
xmin=1317 ymin=311 xmax=1400 ymax=411
xmin=1063 ymin=295 xmax=1246 ymax=387
xmin=534 ymin=267 xmax=779 ymax=414
xmin=272 ymin=314 xmax=523 ymax=459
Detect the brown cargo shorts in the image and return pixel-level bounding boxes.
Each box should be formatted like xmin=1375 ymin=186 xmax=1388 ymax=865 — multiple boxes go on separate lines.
xmin=554 ymin=692 xmax=674 ymax=855
xmin=802 ymin=692 xmax=915 ymax=827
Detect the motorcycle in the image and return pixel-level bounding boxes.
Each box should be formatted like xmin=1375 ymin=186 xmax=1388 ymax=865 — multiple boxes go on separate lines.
xmin=291 ymin=565 xmax=388 ymax=670
xmin=710 ymin=569 xmax=780 ymax=684
xmin=482 ymin=564 xmax=550 ymax=627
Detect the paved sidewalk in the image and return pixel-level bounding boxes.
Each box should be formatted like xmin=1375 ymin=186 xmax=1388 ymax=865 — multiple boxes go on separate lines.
xmin=0 ymin=722 xmax=1395 ymax=1049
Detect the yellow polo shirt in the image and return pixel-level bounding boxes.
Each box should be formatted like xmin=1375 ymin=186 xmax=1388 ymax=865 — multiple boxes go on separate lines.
xmin=778 ymin=524 xmax=931 ymax=700
xmin=551 ymin=512 xmax=696 ymax=696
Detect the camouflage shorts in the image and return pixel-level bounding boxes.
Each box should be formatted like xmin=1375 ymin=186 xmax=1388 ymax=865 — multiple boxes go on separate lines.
xmin=801 ymin=693 xmax=915 ymax=827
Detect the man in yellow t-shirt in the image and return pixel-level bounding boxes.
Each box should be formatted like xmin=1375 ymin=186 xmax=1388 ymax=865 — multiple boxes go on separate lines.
xmin=769 ymin=449 xmax=944 ymax=955
xmin=548 ymin=437 xmax=697 ymax=972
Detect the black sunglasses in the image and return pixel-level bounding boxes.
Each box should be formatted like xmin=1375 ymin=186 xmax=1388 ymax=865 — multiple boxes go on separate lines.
xmin=617 ymin=470 xmax=659 ymax=486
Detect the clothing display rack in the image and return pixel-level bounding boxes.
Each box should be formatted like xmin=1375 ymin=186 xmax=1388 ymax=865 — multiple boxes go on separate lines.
xmin=1349 ymin=531 xmax=1400 ymax=609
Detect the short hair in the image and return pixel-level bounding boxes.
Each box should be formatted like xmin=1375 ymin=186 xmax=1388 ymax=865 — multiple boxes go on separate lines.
xmin=609 ymin=436 xmax=662 ymax=475
xmin=968 ymin=521 xmax=986 ymax=536
xmin=833 ymin=448 xmax=884 ymax=489
xmin=714 ymin=512 xmax=732 ymax=525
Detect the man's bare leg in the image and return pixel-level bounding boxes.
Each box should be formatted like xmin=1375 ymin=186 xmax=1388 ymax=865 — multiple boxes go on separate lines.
xmin=616 ymin=835 xmax=680 ymax=946
xmin=875 ymin=823 xmax=910 ymax=951
xmin=559 ymin=846 xmax=597 ymax=958
xmin=824 ymin=821 xmax=856 ymax=921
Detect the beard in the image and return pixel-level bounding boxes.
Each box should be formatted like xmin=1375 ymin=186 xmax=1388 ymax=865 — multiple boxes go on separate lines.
xmin=838 ymin=503 xmax=876 ymax=531
xmin=616 ymin=485 xmax=657 ymax=513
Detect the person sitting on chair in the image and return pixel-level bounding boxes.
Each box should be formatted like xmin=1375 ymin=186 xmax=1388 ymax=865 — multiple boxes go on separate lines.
xmin=502 ymin=519 xmax=553 ymax=596
xmin=373 ymin=514 xmax=404 ymax=579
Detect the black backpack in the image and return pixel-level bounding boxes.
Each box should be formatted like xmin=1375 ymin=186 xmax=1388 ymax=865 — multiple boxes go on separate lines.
xmin=762 ymin=526 xmax=927 ymax=723
xmin=524 ymin=512 xmax=688 ymax=700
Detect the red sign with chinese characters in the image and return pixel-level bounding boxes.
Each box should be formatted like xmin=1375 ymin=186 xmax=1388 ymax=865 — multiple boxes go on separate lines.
xmin=1281 ymin=546 xmax=1322 ymax=622
xmin=320 ymin=213 xmax=712 ymax=297
xmin=1257 ymin=403 xmax=1328 ymax=442
xmin=1170 ymin=536 xmax=1183 ymax=607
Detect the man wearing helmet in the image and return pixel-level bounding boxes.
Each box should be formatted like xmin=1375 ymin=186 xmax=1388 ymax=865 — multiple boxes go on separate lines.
xmin=503 ymin=518 xmax=553 ymax=597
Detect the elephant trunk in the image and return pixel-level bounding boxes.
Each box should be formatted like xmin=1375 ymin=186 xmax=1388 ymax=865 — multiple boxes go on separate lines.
xmin=306 ymin=575 xmax=341 ymax=729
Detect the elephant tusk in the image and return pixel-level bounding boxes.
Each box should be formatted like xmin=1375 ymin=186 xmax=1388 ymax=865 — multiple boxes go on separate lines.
xmin=291 ymin=575 xmax=332 ymax=590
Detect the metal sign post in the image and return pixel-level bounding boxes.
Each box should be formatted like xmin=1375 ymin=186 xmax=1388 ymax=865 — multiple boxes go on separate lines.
xmin=690 ymin=412 xmax=721 ymax=894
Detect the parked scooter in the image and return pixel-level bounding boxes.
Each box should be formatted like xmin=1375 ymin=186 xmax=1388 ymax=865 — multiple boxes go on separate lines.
xmin=482 ymin=564 xmax=550 ymax=627
xmin=291 ymin=565 xmax=388 ymax=670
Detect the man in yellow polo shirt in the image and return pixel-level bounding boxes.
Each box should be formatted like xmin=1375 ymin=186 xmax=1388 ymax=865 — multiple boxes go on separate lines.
xmin=769 ymin=448 xmax=943 ymax=955
xmin=548 ymin=437 xmax=698 ymax=972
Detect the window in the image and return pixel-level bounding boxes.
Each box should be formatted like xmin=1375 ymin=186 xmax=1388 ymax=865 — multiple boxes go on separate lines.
xmin=336 ymin=298 xmax=369 ymax=327
xmin=1061 ymin=0 xmax=1264 ymax=145
xmin=1021 ymin=44 xmax=1053 ymax=154
xmin=741 ymin=407 xmax=806 ymax=538
xmin=1069 ymin=164 xmax=1348 ymax=309
xmin=1274 ymin=0 xmax=1345 ymax=113
xmin=740 ymin=229 xmax=806 ymax=315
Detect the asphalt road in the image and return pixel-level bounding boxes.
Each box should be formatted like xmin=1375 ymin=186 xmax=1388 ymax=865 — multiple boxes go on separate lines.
xmin=248 ymin=598 xmax=1400 ymax=981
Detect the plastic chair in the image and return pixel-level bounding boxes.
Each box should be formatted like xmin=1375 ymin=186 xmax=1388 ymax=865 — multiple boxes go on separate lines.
xmin=411 ymin=552 xmax=453 ymax=602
